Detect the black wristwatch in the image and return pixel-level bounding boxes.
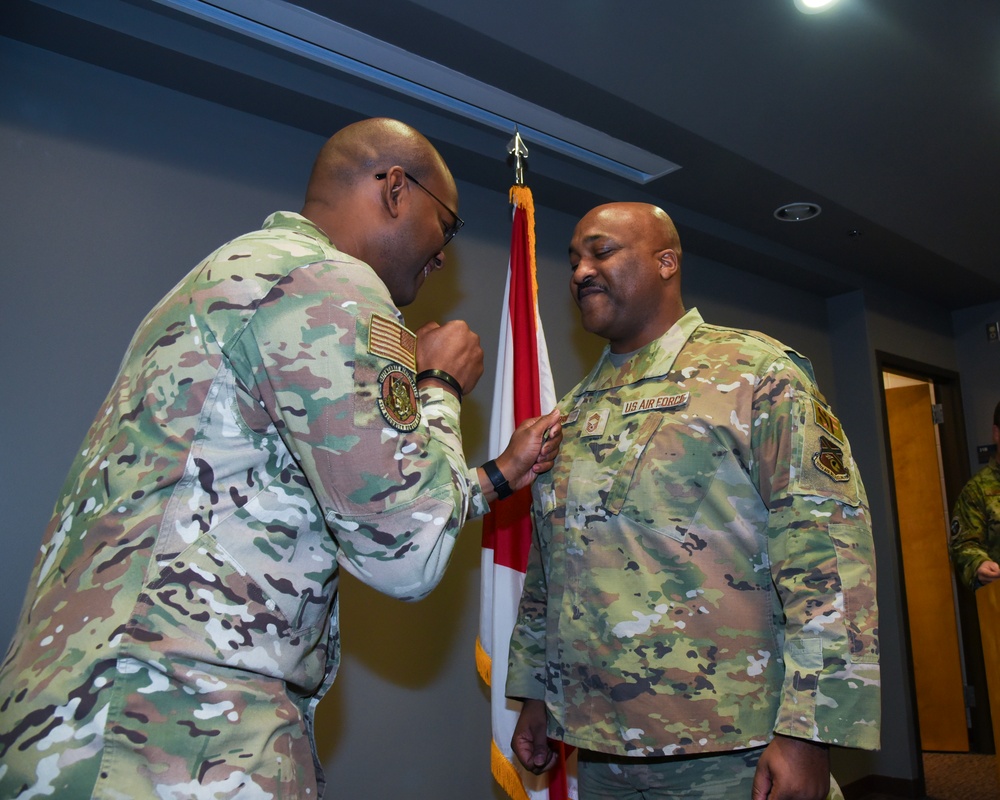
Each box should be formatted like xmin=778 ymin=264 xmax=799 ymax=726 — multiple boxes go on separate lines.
xmin=482 ymin=459 xmax=512 ymax=499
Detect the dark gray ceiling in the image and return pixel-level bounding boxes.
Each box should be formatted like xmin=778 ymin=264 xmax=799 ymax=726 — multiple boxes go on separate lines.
xmin=6 ymin=0 xmax=1000 ymax=309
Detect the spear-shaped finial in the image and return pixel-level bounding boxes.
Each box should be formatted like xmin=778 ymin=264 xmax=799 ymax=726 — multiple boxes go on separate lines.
xmin=507 ymin=127 xmax=529 ymax=186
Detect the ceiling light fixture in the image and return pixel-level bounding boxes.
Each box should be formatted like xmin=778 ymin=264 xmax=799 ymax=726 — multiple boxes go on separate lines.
xmin=794 ymin=0 xmax=843 ymax=14
xmin=774 ymin=202 xmax=822 ymax=222
xmin=147 ymin=0 xmax=681 ymax=184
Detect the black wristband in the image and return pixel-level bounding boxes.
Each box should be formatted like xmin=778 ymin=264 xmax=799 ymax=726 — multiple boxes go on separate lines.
xmin=482 ymin=459 xmax=512 ymax=500
xmin=416 ymin=369 xmax=463 ymax=403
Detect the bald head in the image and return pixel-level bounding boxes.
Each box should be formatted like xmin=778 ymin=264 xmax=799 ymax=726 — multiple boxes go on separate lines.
xmin=579 ymin=203 xmax=683 ymax=266
xmin=303 ymin=118 xmax=451 ymax=206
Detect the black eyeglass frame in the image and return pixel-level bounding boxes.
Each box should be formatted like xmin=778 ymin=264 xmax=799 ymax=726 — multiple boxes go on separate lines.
xmin=375 ymin=171 xmax=465 ymax=246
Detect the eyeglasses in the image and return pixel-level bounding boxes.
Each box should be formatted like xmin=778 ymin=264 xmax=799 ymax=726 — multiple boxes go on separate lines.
xmin=376 ymin=171 xmax=465 ymax=246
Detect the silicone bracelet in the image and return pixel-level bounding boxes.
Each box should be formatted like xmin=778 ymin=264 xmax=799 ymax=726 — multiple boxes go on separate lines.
xmin=415 ymin=369 xmax=463 ymax=403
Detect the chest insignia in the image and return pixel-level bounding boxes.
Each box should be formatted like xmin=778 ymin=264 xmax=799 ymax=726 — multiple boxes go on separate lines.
xmin=581 ymin=408 xmax=610 ymax=437
xmin=621 ymin=392 xmax=690 ymax=416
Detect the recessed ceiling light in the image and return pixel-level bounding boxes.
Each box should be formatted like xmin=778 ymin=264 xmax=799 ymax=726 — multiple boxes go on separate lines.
xmin=774 ymin=202 xmax=822 ymax=222
xmin=794 ymin=0 xmax=842 ymax=14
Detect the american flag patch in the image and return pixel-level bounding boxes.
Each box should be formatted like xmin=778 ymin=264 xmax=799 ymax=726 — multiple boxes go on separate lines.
xmin=369 ymin=313 xmax=417 ymax=372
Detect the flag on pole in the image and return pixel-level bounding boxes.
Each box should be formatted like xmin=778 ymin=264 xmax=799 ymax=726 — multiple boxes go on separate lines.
xmin=476 ymin=184 xmax=575 ymax=800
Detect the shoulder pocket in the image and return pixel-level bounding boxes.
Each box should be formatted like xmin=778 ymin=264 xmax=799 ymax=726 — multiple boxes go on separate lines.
xmin=791 ymin=392 xmax=865 ymax=507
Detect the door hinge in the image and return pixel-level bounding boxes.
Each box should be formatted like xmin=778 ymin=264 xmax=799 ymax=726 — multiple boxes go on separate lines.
xmin=932 ymin=403 xmax=945 ymax=425
xmin=964 ymin=684 xmax=977 ymax=707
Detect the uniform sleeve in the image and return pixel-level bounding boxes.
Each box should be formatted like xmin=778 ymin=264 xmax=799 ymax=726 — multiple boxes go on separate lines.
xmin=751 ymin=359 xmax=881 ymax=750
xmin=231 ymin=259 xmax=487 ymax=601
xmin=950 ymin=480 xmax=991 ymax=591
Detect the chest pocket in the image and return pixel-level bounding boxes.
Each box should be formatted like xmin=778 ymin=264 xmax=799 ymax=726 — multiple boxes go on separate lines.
xmin=614 ymin=414 xmax=732 ymax=543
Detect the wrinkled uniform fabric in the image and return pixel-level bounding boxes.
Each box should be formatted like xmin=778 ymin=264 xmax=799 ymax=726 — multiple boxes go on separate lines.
xmin=507 ymin=309 xmax=880 ymax=758
xmin=0 ymin=212 xmax=487 ymax=798
xmin=950 ymin=458 xmax=1000 ymax=591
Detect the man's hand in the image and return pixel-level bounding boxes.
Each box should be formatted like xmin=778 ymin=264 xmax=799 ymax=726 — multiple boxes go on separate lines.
xmin=977 ymin=560 xmax=1000 ymax=585
xmin=494 ymin=410 xmax=563 ymax=493
xmin=751 ymin=735 xmax=830 ymax=800
xmin=415 ymin=320 xmax=484 ymax=396
xmin=511 ymin=699 xmax=558 ymax=775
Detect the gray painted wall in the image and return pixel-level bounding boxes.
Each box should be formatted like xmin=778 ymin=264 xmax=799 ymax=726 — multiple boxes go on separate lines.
xmin=953 ymin=300 xmax=1000 ymax=471
xmin=2 ymin=32 xmax=990 ymax=797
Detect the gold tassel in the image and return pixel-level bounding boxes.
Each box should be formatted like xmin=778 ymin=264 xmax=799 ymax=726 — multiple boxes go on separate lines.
xmin=509 ymin=185 xmax=539 ymax=298
xmin=492 ymin=739 xmax=532 ymax=800
xmin=475 ymin=636 xmax=492 ymax=687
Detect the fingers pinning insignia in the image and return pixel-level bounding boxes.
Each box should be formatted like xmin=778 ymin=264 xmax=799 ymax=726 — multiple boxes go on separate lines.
xmin=813 ymin=435 xmax=850 ymax=482
xmin=377 ymin=364 xmax=419 ymax=431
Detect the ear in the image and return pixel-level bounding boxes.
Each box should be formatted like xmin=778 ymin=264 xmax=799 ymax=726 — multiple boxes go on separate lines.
xmin=379 ymin=165 xmax=408 ymax=220
xmin=657 ymin=249 xmax=679 ymax=279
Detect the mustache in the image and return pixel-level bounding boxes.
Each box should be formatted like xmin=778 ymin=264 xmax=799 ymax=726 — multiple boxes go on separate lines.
xmin=576 ymin=275 xmax=605 ymax=298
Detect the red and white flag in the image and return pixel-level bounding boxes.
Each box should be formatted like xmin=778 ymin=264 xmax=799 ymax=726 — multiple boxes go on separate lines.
xmin=476 ymin=184 xmax=576 ymax=800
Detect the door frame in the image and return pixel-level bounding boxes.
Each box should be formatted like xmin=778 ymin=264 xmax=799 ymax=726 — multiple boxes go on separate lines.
xmin=876 ymin=351 xmax=994 ymax=754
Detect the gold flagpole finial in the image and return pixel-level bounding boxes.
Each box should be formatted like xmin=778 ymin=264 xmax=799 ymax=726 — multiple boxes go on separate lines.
xmin=507 ymin=127 xmax=529 ymax=186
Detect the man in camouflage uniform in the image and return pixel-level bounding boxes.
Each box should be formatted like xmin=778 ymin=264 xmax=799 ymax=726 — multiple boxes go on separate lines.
xmin=506 ymin=203 xmax=880 ymax=799
xmin=949 ymin=400 xmax=1000 ymax=591
xmin=0 ymin=118 xmax=560 ymax=798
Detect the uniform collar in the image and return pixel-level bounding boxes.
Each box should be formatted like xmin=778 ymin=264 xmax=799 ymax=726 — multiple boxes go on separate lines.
xmin=573 ymin=308 xmax=704 ymax=397
xmin=262 ymin=211 xmax=334 ymax=245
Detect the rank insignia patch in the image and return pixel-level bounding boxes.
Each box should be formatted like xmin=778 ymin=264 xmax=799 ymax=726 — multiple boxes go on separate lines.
xmin=377 ymin=364 xmax=419 ymax=431
xmin=582 ymin=408 xmax=609 ymax=438
xmin=813 ymin=435 xmax=850 ymax=482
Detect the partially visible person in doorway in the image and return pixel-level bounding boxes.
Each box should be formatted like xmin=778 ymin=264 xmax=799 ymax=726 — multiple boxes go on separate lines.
xmin=950 ymin=400 xmax=1000 ymax=590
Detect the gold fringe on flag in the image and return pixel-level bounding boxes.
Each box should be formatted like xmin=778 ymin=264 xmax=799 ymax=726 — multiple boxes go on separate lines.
xmin=509 ymin=185 xmax=539 ymax=298
xmin=475 ymin=635 xmax=492 ymax=687
xmin=492 ymin=740 xmax=533 ymax=800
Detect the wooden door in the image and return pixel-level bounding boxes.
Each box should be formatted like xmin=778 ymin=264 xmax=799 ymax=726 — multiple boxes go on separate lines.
xmin=885 ymin=382 xmax=969 ymax=752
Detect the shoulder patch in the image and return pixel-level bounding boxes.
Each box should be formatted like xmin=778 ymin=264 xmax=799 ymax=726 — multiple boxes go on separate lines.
xmin=813 ymin=435 xmax=850 ymax=482
xmin=812 ymin=398 xmax=844 ymax=443
xmin=377 ymin=364 xmax=420 ymax=431
xmin=369 ymin=313 xmax=417 ymax=372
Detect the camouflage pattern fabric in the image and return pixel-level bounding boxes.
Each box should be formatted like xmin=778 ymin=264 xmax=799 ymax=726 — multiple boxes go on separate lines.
xmin=949 ymin=458 xmax=1000 ymax=591
xmin=507 ymin=308 xmax=880 ymax=759
xmin=576 ymin=747 xmax=845 ymax=800
xmin=0 ymin=212 xmax=487 ymax=798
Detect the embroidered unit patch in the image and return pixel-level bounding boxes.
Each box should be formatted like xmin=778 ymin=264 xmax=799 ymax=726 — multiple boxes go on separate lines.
xmin=377 ymin=364 xmax=419 ymax=431
xmin=813 ymin=434 xmax=850 ymax=482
